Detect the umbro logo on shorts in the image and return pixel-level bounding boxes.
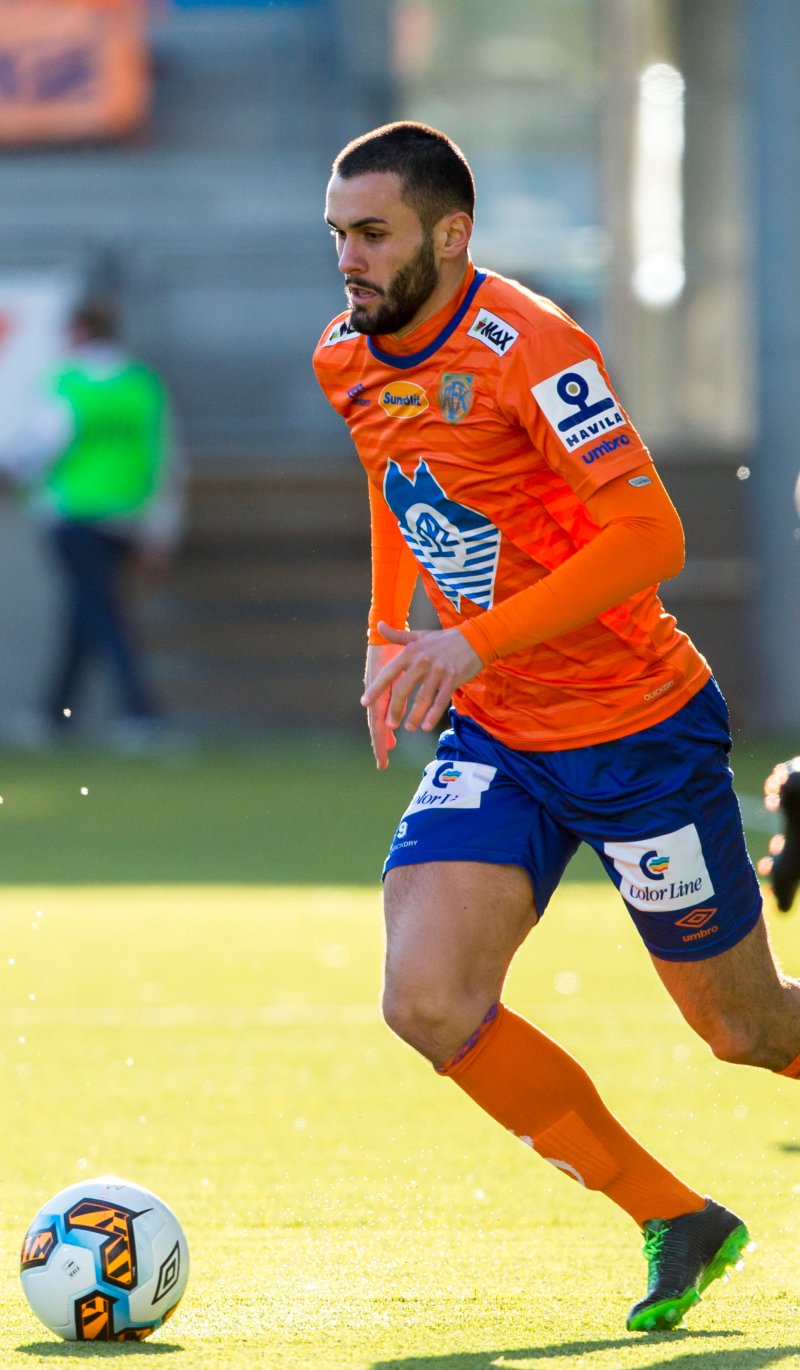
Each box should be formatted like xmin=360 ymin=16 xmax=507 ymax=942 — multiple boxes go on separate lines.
xmin=675 ymin=908 xmax=717 ymax=928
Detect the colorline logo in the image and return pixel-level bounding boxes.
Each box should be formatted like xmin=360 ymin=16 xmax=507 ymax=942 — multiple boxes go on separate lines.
xmin=639 ymin=850 xmax=670 ymax=881
xmin=433 ymin=766 xmax=462 ymax=786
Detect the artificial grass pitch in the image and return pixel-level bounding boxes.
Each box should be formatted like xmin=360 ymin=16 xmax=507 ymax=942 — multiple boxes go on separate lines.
xmin=0 ymin=882 xmax=799 ymax=1368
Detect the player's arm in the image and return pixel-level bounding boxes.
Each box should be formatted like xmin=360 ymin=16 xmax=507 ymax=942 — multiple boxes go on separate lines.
xmin=361 ymin=465 xmax=683 ymax=733
xmin=364 ymin=479 xmax=420 ymax=768
xmin=458 ymin=464 xmax=684 ymax=663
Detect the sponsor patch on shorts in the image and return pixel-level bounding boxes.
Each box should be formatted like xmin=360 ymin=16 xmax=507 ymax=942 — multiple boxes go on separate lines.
xmin=603 ymin=823 xmax=715 ymax=912
xmin=402 ymin=760 xmax=496 ymax=815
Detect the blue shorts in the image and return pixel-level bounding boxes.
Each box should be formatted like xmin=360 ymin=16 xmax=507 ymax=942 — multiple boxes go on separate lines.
xmin=383 ymin=679 xmax=762 ymax=961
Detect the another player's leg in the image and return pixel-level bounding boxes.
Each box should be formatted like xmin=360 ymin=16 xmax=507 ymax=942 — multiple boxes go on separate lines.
xmin=761 ymin=757 xmax=800 ymax=913
xmin=382 ymin=859 xmax=722 ymax=1329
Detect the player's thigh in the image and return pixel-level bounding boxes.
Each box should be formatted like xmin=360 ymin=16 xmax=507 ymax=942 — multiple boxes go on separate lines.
xmin=382 ymin=716 xmax=579 ymax=943
xmin=572 ymin=683 xmax=763 ymax=963
xmin=383 ymin=860 xmax=538 ymax=1001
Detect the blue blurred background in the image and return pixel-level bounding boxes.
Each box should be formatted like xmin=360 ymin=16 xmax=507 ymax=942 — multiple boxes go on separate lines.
xmin=0 ymin=0 xmax=797 ymax=744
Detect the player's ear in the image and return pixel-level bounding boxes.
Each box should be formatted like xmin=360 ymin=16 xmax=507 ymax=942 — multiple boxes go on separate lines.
xmin=436 ymin=210 xmax=472 ymax=260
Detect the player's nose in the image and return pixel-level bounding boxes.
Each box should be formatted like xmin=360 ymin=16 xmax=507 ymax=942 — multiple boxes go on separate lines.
xmin=337 ymin=237 xmax=367 ymax=274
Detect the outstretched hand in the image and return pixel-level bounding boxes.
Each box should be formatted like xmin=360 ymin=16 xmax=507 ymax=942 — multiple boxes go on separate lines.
xmin=361 ymin=622 xmax=483 ymax=769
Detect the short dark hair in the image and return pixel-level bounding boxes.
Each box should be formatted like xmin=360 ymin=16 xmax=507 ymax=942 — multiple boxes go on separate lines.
xmin=332 ymin=121 xmax=475 ymax=229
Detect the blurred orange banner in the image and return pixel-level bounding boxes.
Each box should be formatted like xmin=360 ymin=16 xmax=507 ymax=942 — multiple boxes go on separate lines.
xmin=0 ymin=0 xmax=150 ymax=144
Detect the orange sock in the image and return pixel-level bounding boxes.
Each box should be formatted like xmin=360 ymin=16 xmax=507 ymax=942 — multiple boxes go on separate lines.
xmin=439 ymin=1003 xmax=705 ymax=1227
xmin=780 ymin=1050 xmax=800 ymax=1078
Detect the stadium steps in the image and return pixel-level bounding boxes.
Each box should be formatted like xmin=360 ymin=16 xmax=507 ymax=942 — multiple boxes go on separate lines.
xmin=141 ymin=465 xmax=372 ymax=736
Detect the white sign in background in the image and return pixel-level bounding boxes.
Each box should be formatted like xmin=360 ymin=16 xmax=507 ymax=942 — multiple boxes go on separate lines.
xmin=0 ymin=272 xmax=81 ymax=457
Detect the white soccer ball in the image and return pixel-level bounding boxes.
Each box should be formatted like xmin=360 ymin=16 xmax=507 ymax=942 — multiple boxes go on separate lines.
xmin=20 ymin=1175 xmax=189 ymax=1341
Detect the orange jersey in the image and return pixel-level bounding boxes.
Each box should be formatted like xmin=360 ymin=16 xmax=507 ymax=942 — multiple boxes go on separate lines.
xmin=313 ymin=265 xmax=710 ymax=750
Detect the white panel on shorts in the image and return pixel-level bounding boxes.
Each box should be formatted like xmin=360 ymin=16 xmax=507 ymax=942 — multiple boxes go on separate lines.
xmin=402 ymin=760 xmax=497 ymax=816
xmin=603 ymin=823 xmax=715 ymax=912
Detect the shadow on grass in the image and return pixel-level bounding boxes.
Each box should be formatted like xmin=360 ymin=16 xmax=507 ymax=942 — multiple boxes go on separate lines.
xmin=17 ymin=1343 xmax=183 ymax=1358
xmin=371 ymin=1332 xmax=800 ymax=1370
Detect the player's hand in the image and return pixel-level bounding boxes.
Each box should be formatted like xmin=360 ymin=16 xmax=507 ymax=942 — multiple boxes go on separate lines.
xmin=363 ymin=641 xmax=406 ymax=770
xmin=361 ymin=622 xmax=483 ymax=752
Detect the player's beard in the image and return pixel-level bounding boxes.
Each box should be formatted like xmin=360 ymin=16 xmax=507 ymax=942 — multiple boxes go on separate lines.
xmin=346 ymin=232 xmax=438 ymax=336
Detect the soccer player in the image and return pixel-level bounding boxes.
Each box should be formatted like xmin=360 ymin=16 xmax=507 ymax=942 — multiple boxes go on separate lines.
xmin=313 ymin=122 xmax=800 ymax=1331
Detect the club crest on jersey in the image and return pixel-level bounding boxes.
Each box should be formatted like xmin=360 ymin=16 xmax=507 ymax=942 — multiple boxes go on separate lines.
xmin=438 ymin=373 xmax=474 ymax=424
xmin=379 ymin=380 xmax=429 ymax=419
xmin=383 ymin=459 xmax=500 ymax=611
xmin=322 ymin=317 xmax=358 ymax=347
xmin=531 ymin=359 xmax=627 ymax=451
xmin=467 ymin=309 xmax=519 ymax=356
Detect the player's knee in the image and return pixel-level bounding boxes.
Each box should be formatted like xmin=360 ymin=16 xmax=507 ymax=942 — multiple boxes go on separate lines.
xmin=700 ymin=1012 xmax=772 ymax=1068
xmin=381 ymin=981 xmax=464 ymax=1063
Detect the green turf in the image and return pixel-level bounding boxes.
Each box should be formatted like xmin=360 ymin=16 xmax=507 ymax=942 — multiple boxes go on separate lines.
xmin=0 ymin=729 xmax=791 ymax=885
xmin=2 ymin=880 xmax=800 ymax=1368
xmin=1 ymin=734 xmax=798 ymax=1365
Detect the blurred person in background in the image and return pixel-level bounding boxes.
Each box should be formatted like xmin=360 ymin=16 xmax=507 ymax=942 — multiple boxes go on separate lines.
xmin=0 ymin=301 xmax=183 ymax=750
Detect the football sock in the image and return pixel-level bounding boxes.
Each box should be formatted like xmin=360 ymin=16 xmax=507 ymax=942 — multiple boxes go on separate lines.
xmin=779 ymin=1049 xmax=800 ymax=1078
xmin=438 ymin=1002 xmax=705 ymax=1227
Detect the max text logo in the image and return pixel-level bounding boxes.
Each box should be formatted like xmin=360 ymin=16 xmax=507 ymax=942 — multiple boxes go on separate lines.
xmin=467 ymin=309 xmax=519 ymax=356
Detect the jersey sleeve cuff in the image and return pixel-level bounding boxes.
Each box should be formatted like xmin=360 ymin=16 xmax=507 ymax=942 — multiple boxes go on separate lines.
xmin=457 ymin=617 xmax=499 ymax=666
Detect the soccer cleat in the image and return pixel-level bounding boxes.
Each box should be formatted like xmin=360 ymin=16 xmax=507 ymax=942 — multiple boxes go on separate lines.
xmin=771 ymin=769 xmax=800 ymax=913
xmin=626 ymin=1197 xmax=750 ymax=1332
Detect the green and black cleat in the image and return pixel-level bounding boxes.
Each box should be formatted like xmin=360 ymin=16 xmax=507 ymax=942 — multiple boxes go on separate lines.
xmin=627 ymin=1197 xmax=751 ymax=1332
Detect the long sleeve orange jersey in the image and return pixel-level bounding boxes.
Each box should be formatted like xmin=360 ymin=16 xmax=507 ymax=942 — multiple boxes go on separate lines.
xmin=313 ymin=264 xmax=710 ymax=751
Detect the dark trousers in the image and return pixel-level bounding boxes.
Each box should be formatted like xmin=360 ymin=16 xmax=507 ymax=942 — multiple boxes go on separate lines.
xmin=45 ymin=520 xmax=158 ymax=725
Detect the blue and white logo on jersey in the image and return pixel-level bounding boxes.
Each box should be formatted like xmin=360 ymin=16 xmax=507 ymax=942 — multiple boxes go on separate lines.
xmin=531 ymin=359 xmax=626 ymax=451
xmin=383 ymin=459 xmax=501 ymax=611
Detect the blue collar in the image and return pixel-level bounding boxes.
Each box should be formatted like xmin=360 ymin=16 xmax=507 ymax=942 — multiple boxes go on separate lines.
xmin=366 ymin=271 xmax=487 ymax=370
